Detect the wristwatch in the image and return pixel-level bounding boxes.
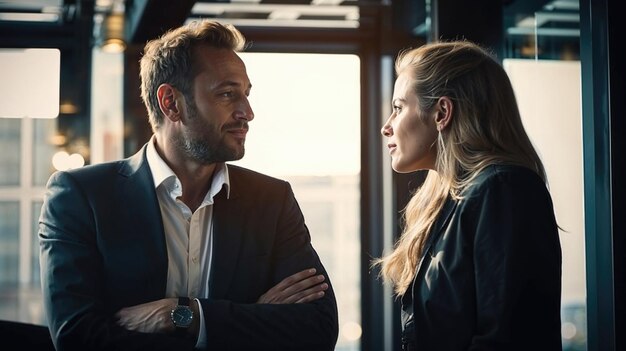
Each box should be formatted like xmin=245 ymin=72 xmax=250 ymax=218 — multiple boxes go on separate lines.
xmin=171 ymin=296 xmax=194 ymax=336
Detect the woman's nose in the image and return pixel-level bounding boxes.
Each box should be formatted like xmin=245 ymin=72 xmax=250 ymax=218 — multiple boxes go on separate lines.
xmin=381 ymin=119 xmax=393 ymax=137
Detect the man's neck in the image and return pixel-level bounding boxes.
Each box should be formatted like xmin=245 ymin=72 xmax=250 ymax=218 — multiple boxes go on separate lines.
xmin=153 ymin=135 xmax=217 ymax=212
xmin=176 ymin=165 xmax=216 ymax=213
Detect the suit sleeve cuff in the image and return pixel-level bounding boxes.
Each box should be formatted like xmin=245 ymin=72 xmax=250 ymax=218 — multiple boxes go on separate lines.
xmin=194 ymin=298 xmax=207 ymax=349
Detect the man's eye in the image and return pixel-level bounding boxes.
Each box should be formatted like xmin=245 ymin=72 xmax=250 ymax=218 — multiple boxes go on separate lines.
xmin=220 ymin=91 xmax=234 ymax=98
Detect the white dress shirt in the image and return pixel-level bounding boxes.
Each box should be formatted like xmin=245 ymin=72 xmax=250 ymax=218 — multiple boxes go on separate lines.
xmin=146 ymin=136 xmax=230 ymax=348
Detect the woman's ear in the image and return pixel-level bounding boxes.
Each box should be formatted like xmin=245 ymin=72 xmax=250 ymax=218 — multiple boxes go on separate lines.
xmin=157 ymin=84 xmax=181 ymax=122
xmin=434 ymin=96 xmax=453 ymax=131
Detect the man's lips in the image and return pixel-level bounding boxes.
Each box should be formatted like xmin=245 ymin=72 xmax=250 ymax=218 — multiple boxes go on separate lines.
xmin=227 ymin=128 xmax=248 ymax=138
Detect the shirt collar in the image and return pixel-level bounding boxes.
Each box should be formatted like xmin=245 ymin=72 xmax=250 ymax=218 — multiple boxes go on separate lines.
xmin=146 ymin=135 xmax=231 ymax=200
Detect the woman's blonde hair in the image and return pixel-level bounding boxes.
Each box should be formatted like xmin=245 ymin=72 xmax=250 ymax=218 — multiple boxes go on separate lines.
xmin=376 ymin=40 xmax=546 ymax=296
xmin=140 ymin=20 xmax=247 ymax=131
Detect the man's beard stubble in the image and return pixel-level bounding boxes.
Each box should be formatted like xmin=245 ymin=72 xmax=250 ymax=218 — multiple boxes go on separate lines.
xmin=174 ymin=100 xmax=247 ymax=165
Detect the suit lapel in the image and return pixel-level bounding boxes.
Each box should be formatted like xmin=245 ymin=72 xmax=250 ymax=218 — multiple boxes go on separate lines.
xmin=118 ymin=146 xmax=168 ymax=299
xmin=208 ymin=177 xmax=244 ymax=299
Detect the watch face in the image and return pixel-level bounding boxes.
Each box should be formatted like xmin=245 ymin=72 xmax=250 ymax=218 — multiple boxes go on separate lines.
xmin=171 ymin=306 xmax=193 ymax=327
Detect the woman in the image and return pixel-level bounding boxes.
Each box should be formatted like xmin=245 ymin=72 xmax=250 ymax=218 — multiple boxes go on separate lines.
xmin=377 ymin=41 xmax=562 ymax=350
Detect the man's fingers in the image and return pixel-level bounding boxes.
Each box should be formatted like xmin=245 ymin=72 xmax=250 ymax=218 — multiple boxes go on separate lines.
xmin=273 ymin=268 xmax=317 ymax=291
xmin=264 ymin=268 xmax=319 ymax=297
xmin=257 ymin=269 xmax=317 ymax=303
xmin=257 ymin=268 xmax=330 ymax=304
xmin=280 ymin=274 xmax=325 ymax=298
xmin=278 ymin=279 xmax=328 ymax=304
xmin=295 ymin=291 xmax=325 ymax=304
xmin=292 ymin=283 xmax=329 ymax=304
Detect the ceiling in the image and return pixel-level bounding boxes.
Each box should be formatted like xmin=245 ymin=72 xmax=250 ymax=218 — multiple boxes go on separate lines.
xmin=0 ymin=0 xmax=372 ymax=51
xmin=0 ymin=0 xmax=579 ymax=52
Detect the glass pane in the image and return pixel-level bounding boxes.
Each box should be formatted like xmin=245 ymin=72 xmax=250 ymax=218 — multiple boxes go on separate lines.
xmin=0 ymin=118 xmax=21 ymax=186
xmin=286 ymin=176 xmax=361 ymax=350
xmin=503 ymin=4 xmax=585 ymax=350
xmin=0 ymin=48 xmax=60 ymax=119
xmin=32 ymin=118 xmax=58 ymax=186
xmin=0 ymin=201 xmax=20 ymax=284
xmin=504 ymin=1 xmax=580 ymax=60
xmin=235 ymin=53 xmax=361 ymax=350
xmin=504 ymin=57 xmax=586 ymax=350
xmin=31 ymin=201 xmax=43 ymax=283
xmin=91 ymin=48 xmax=124 ymax=164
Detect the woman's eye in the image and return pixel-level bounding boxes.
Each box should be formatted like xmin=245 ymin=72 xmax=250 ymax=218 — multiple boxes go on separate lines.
xmin=393 ymin=105 xmax=402 ymax=113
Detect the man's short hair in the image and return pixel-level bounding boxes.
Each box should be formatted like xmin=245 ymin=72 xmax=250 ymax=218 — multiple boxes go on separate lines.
xmin=140 ymin=20 xmax=247 ymax=130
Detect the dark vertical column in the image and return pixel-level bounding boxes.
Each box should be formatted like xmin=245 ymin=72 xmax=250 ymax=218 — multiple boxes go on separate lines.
xmin=430 ymin=0 xmax=504 ymax=60
xmin=123 ymin=44 xmax=152 ymax=156
xmin=359 ymin=6 xmax=385 ymax=350
xmin=58 ymin=0 xmax=94 ymax=163
xmin=580 ymin=0 xmax=624 ymax=350
xmin=606 ymin=0 xmax=626 ymax=349
xmin=360 ymin=2 xmax=424 ymax=348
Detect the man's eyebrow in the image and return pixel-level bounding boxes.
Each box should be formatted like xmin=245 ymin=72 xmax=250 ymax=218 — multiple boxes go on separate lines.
xmin=214 ymin=81 xmax=240 ymax=89
xmin=214 ymin=81 xmax=252 ymax=90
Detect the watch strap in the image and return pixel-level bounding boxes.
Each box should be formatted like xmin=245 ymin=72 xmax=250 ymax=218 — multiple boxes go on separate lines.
xmin=173 ymin=296 xmax=192 ymax=337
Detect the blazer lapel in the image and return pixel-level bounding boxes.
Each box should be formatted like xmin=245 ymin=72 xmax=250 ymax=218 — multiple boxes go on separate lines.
xmin=414 ymin=196 xmax=458 ymax=279
xmin=117 ymin=146 xmax=168 ymax=300
xmin=208 ymin=184 xmax=244 ymax=299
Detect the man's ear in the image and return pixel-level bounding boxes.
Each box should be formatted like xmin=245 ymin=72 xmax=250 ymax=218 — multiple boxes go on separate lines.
xmin=434 ymin=96 xmax=453 ymax=131
xmin=157 ymin=84 xmax=181 ymax=122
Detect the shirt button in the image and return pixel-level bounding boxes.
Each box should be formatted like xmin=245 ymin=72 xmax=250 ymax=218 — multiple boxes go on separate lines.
xmin=192 ymin=257 xmax=198 ymax=263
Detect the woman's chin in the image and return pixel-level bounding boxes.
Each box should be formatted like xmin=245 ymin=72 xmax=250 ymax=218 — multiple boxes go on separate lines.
xmin=392 ymin=160 xmax=431 ymax=174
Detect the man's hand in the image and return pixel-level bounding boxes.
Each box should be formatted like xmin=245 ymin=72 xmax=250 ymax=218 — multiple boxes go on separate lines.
xmin=257 ymin=268 xmax=328 ymax=304
xmin=115 ymin=298 xmax=182 ymax=334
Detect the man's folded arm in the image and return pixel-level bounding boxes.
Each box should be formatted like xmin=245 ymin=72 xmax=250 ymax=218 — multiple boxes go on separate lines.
xmin=198 ymin=182 xmax=339 ymax=351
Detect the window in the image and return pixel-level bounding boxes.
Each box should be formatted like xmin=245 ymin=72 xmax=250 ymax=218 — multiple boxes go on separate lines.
xmin=0 ymin=117 xmax=56 ymax=325
xmin=234 ymin=52 xmax=362 ymax=350
xmin=504 ymin=57 xmax=587 ymax=351
xmin=0 ymin=46 xmax=61 ymax=326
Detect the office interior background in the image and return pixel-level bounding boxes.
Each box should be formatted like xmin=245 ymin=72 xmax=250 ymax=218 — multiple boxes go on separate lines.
xmin=0 ymin=0 xmax=623 ymax=350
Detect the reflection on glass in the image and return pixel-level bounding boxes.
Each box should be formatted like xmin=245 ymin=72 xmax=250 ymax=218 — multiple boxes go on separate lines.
xmin=504 ymin=59 xmax=586 ymax=350
xmin=0 ymin=48 xmax=60 ymax=118
xmin=0 ymin=119 xmax=21 ymax=186
xmin=32 ymin=201 xmax=43 ymax=283
xmin=285 ymin=175 xmax=361 ymax=347
xmin=234 ymin=53 xmax=361 ymax=350
xmin=0 ymin=50 xmax=59 ymax=327
xmin=33 ymin=119 xmax=58 ymax=186
xmin=503 ymin=1 xmax=580 ymax=61
xmin=0 ymin=202 xmax=19 ymax=284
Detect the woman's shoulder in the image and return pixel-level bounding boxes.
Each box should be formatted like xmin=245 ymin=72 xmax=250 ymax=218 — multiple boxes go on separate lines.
xmin=458 ymin=164 xmax=557 ymax=225
xmin=464 ymin=164 xmax=547 ymax=197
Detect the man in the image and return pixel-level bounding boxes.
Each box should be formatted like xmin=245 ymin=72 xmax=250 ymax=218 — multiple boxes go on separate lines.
xmin=39 ymin=20 xmax=338 ymax=351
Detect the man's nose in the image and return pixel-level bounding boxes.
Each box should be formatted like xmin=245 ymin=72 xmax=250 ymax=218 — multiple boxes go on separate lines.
xmin=235 ymin=97 xmax=254 ymax=121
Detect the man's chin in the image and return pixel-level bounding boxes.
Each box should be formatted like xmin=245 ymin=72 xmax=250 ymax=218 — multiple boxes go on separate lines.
xmin=221 ymin=148 xmax=245 ymax=162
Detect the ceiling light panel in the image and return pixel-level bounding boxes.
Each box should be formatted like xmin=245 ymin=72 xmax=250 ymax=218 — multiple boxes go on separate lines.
xmin=191 ymin=2 xmax=359 ymax=28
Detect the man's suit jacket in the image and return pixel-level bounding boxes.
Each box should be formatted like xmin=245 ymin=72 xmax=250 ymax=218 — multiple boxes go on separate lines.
xmin=39 ymin=145 xmax=339 ymax=351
